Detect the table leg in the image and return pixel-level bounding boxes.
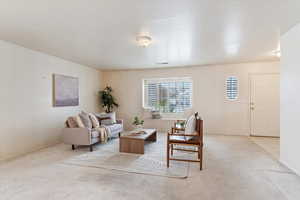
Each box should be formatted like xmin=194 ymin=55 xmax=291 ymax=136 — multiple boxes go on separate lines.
xmin=146 ymin=131 xmax=157 ymax=142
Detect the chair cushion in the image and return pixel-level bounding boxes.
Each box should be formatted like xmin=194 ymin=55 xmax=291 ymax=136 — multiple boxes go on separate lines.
xmin=91 ymin=130 xmax=100 ymax=138
xmin=79 ymin=111 xmax=93 ymax=128
xmin=169 ymin=135 xmax=199 ymax=144
xmin=75 ymin=115 xmax=85 ymax=128
xmin=67 ymin=116 xmax=79 ymax=128
xmin=97 ymin=112 xmax=116 ymax=125
xmin=185 ymin=114 xmax=196 ymax=134
xmin=107 ymin=123 xmax=123 ymax=133
xmin=107 ymin=112 xmax=117 ymax=124
xmin=89 ymin=113 xmax=100 ymax=128
xmin=169 ymin=135 xmax=186 ymax=142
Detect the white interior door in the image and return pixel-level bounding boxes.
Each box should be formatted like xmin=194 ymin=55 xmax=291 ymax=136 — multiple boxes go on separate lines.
xmin=250 ymin=74 xmax=280 ymax=137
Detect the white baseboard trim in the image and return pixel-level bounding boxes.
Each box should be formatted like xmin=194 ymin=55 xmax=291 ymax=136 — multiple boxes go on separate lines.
xmin=0 ymin=140 xmax=61 ymax=163
xmin=205 ymin=132 xmax=250 ymax=136
xmin=279 ymin=159 xmax=300 ymax=177
xmin=154 ymin=132 xmax=249 ymax=136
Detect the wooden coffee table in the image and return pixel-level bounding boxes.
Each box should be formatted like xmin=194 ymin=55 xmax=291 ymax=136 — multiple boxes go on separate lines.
xmin=119 ymin=129 xmax=157 ymax=154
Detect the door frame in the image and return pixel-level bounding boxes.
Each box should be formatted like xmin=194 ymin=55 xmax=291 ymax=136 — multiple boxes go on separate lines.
xmin=248 ymin=73 xmax=280 ymax=137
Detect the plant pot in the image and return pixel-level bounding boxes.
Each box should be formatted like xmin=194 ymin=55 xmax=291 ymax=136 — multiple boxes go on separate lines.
xmin=151 ymin=111 xmax=161 ymax=119
xmin=97 ymin=111 xmax=116 ymax=124
xmin=134 ymin=124 xmax=144 ymax=131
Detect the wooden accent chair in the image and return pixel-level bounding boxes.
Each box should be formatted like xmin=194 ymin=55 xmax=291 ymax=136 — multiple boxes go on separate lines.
xmin=167 ymin=113 xmax=204 ymax=170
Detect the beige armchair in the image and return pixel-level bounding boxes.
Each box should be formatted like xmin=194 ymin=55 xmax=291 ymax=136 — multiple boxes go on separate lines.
xmin=62 ymin=128 xmax=101 ymax=152
xmin=62 ymin=114 xmax=124 ymax=151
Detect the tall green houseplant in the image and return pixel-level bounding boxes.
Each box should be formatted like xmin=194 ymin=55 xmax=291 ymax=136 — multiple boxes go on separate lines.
xmin=99 ymin=86 xmax=119 ymax=113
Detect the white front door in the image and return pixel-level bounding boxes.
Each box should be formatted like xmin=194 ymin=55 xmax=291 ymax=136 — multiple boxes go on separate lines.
xmin=250 ymin=74 xmax=280 ymax=137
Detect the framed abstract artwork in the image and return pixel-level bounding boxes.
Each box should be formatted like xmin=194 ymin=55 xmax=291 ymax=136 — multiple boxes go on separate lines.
xmin=53 ymin=74 xmax=79 ymax=107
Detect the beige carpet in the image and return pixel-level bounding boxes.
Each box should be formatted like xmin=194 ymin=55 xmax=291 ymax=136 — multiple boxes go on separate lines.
xmin=63 ymin=134 xmax=191 ymax=178
xmin=250 ymin=136 xmax=280 ymax=160
xmin=2 ymin=134 xmax=300 ymax=200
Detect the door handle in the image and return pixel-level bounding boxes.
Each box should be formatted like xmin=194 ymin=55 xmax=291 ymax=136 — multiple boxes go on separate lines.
xmin=250 ymin=102 xmax=255 ymax=110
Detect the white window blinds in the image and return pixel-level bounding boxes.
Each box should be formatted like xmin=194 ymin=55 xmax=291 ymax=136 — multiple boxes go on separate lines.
xmin=143 ymin=77 xmax=192 ymax=113
xmin=226 ymin=76 xmax=238 ymax=100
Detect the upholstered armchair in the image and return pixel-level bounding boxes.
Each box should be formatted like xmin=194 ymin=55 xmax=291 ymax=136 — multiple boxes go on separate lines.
xmin=95 ymin=115 xmax=124 ymax=138
xmin=62 ymin=127 xmax=100 ymax=152
xmin=62 ymin=112 xmax=123 ymax=152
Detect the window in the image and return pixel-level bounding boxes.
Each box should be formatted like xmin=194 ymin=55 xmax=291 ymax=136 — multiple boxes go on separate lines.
xmin=226 ymin=76 xmax=238 ymax=100
xmin=143 ymin=77 xmax=192 ymax=113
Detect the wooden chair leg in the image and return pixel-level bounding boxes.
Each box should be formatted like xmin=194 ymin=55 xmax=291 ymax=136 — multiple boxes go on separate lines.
xmin=90 ymin=145 xmax=93 ymax=152
xmin=72 ymin=145 xmax=75 ymax=150
xmin=167 ymin=142 xmax=170 ymax=168
xmin=199 ymin=146 xmax=203 ymax=170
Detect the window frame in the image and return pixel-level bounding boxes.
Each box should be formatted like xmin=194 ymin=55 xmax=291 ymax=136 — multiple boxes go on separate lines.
xmin=142 ymin=77 xmax=193 ymax=113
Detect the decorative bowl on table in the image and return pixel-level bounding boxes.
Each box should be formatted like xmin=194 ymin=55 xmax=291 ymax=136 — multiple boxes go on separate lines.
xmin=130 ymin=130 xmax=146 ymax=136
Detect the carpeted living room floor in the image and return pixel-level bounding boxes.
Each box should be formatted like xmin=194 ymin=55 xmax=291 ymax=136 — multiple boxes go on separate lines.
xmin=0 ymin=133 xmax=300 ymax=200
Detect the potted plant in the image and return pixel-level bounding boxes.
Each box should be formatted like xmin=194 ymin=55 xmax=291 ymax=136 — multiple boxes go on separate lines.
xmin=132 ymin=116 xmax=144 ymax=130
xmin=151 ymin=99 xmax=167 ymax=119
xmin=151 ymin=106 xmax=161 ymax=119
xmin=99 ymin=86 xmax=119 ymax=113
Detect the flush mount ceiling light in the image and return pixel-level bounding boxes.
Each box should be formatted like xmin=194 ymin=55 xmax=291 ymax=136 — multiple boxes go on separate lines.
xmin=156 ymin=62 xmax=169 ymax=65
xmin=272 ymin=50 xmax=281 ymax=57
xmin=136 ymin=35 xmax=152 ymax=47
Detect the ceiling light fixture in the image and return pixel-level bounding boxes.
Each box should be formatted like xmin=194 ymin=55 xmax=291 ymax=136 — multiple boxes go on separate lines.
xmin=136 ymin=35 xmax=152 ymax=47
xmin=156 ymin=62 xmax=169 ymax=65
xmin=272 ymin=50 xmax=281 ymax=57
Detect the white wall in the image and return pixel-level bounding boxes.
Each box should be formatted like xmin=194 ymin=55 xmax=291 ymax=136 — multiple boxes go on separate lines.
xmin=280 ymin=23 xmax=300 ymax=175
xmin=103 ymin=62 xmax=279 ymax=134
xmin=0 ymin=40 xmax=102 ymax=161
